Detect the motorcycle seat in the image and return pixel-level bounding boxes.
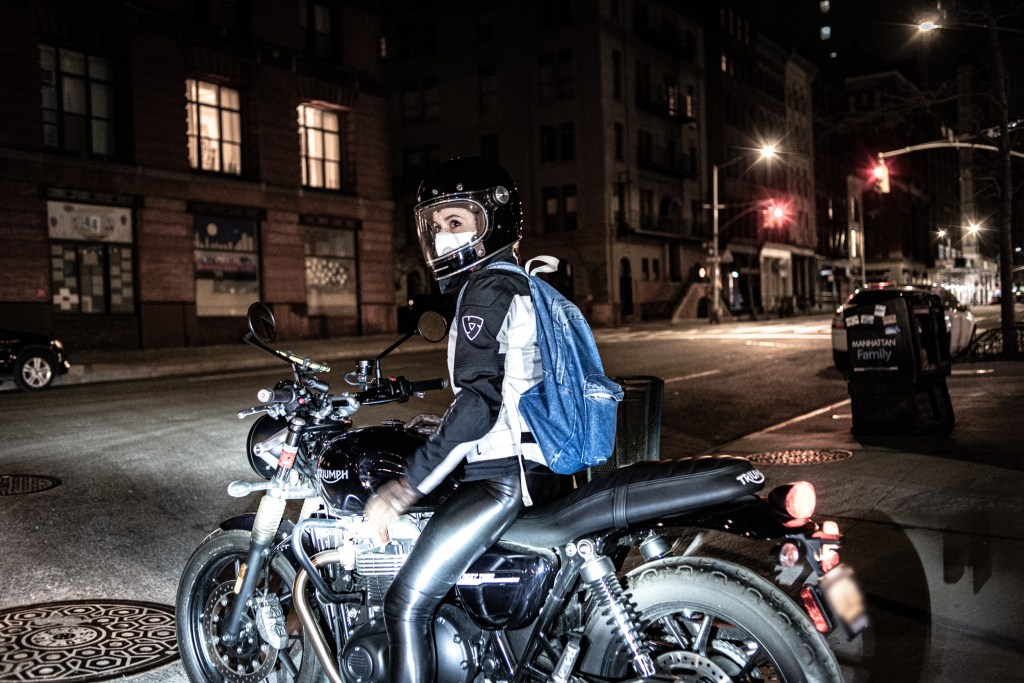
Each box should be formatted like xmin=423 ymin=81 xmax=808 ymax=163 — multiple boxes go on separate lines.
xmin=501 ymin=455 xmax=763 ymax=549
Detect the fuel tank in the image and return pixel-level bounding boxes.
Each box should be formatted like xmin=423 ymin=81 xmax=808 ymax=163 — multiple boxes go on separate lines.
xmin=316 ymin=424 xmax=460 ymax=514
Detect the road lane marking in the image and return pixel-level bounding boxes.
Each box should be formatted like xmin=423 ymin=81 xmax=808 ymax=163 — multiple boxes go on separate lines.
xmin=759 ymin=398 xmax=852 ymax=434
xmin=663 ymin=370 xmax=722 ymax=384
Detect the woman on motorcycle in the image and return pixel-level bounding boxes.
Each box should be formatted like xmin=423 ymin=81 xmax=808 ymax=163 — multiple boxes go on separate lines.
xmin=364 ymin=156 xmax=568 ymax=682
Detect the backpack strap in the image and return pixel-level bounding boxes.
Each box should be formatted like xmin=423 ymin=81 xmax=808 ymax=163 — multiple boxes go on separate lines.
xmin=524 ymin=255 xmax=559 ymax=277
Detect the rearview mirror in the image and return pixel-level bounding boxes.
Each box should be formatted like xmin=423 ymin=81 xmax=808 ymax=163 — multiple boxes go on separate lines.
xmin=417 ymin=311 xmax=448 ymax=343
xmin=247 ymin=302 xmax=277 ymax=343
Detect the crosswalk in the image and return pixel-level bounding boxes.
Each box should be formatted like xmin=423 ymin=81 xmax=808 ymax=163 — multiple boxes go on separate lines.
xmin=595 ymin=320 xmax=831 ymax=345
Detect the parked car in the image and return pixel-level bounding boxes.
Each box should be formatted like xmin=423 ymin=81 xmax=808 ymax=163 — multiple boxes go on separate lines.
xmin=0 ymin=329 xmax=71 ymax=391
xmin=831 ymin=285 xmax=976 ymax=371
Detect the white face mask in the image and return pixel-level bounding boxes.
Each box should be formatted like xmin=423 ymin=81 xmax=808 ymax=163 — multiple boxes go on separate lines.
xmin=434 ymin=230 xmax=475 ymax=257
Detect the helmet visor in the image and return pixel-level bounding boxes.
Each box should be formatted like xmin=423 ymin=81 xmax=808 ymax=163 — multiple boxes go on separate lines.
xmin=415 ymin=198 xmax=490 ymax=266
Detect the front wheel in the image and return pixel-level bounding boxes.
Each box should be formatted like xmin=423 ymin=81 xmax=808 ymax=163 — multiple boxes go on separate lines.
xmin=175 ymin=529 xmax=323 ymax=683
xmin=581 ymin=556 xmax=841 ymax=683
xmin=14 ymin=351 xmax=55 ymax=390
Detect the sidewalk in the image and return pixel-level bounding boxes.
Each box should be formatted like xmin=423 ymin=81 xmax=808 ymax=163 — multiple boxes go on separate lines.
xmin=705 ymin=362 xmax=1024 ymax=681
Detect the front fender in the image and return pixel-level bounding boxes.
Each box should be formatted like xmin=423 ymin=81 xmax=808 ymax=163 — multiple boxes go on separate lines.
xmin=199 ymin=513 xmax=299 ymax=566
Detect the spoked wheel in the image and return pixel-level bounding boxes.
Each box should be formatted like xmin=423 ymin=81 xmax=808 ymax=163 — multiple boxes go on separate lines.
xmin=581 ymin=557 xmax=841 ymax=683
xmin=176 ymin=529 xmax=322 ymax=683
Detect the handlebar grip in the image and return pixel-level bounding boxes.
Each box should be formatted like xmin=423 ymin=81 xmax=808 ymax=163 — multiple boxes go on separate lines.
xmin=408 ymin=378 xmax=448 ymax=394
xmin=257 ymin=387 xmax=297 ymax=404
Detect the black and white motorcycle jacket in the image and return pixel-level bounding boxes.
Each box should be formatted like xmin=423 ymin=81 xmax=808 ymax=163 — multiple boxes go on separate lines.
xmin=405 ymin=258 xmax=546 ymax=496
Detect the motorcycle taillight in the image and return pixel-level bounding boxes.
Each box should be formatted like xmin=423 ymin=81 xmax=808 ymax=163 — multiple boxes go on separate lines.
xmin=768 ymin=482 xmax=816 ymax=524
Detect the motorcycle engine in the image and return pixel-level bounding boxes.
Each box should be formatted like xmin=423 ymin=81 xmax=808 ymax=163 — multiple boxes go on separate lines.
xmin=307 ymin=511 xmax=427 ymax=605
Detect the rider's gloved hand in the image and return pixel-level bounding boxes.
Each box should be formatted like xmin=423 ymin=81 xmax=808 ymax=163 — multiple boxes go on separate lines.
xmin=365 ymin=477 xmax=421 ymax=539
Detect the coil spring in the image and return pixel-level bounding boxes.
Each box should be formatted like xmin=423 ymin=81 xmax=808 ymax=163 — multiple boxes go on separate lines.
xmin=584 ymin=557 xmax=655 ymax=677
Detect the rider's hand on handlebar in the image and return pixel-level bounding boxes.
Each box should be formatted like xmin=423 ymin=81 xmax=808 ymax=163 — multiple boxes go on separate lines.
xmin=364 ymin=477 xmax=421 ymax=541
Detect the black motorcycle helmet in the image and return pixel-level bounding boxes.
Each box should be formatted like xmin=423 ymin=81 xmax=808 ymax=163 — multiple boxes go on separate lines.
xmin=414 ymin=157 xmax=522 ymax=293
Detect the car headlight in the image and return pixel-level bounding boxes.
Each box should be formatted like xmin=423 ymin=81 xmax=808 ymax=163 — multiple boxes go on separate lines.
xmin=52 ymin=339 xmax=63 ymax=350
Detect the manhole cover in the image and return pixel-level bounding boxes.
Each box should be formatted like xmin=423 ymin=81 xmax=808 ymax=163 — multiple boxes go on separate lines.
xmin=747 ymin=448 xmax=853 ymax=465
xmin=0 ymin=476 xmax=61 ymax=496
xmin=0 ymin=601 xmax=177 ymax=682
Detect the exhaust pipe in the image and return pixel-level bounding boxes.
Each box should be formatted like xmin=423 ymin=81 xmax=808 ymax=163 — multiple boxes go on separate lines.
xmin=293 ymin=549 xmax=346 ymax=683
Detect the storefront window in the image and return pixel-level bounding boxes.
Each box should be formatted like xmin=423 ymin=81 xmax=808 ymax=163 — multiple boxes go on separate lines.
xmin=193 ymin=215 xmax=259 ymax=316
xmin=305 ymin=227 xmax=357 ymax=316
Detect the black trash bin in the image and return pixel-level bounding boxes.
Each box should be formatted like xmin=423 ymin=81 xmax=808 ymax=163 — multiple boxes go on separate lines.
xmin=588 ymin=376 xmax=664 ymax=479
xmin=843 ymin=289 xmax=954 ymax=436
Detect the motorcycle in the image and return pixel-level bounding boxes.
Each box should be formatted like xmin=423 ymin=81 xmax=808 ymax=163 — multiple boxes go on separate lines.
xmin=176 ymin=301 xmax=867 ymax=683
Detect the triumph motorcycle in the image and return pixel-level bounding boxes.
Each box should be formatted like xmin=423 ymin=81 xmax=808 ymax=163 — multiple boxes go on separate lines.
xmin=176 ymin=302 xmax=867 ymax=683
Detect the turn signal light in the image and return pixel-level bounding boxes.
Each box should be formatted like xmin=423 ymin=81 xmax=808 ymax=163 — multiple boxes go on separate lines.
xmin=775 ymin=542 xmax=800 ymax=568
xmin=800 ymin=585 xmax=832 ymax=633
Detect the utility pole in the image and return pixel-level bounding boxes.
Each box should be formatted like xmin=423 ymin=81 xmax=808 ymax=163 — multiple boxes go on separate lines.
xmin=989 ymin=10 xmax=1018 ymax=355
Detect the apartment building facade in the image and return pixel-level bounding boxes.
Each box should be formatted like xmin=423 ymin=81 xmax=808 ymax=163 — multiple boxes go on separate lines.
xmin=0 ymin=0 xmax=395 ymax=350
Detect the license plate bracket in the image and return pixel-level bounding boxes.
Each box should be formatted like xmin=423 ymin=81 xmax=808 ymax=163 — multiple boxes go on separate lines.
xmin=818 ymin=564 xmax=868 ymax=636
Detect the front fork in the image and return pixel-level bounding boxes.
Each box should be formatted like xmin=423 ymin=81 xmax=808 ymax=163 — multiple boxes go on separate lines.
xmin=220 ymin=417 xmax=306 ymax=645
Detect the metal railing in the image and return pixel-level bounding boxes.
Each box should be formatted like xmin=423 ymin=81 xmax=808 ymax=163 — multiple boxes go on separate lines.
xmin=958 ymin=324 xmax=1024 ymax=361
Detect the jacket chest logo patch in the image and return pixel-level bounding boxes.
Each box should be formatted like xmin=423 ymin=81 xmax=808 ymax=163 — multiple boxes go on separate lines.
xmin=461 ymin=315 xmax=484 ymax=340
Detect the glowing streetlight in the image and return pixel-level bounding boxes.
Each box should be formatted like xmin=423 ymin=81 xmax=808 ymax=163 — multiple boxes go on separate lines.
xmin=709 ymin=143 xmax=777 ymax=323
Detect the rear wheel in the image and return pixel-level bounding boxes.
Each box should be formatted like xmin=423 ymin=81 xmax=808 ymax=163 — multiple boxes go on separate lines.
xmin=14 ymin=351 xmax=55 ymax=391
xmin=175 ymin=529 xmax=323 ymax=683
xmin=581 ymin=557 xmax=840 ymax=682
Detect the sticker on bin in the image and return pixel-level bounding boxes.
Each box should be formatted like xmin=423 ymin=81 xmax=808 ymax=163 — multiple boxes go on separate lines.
xmin=860 ymin=314 xmax=875 ymax=325
xmin=846 ymin=315 xmax=859 ymax=327
xmin=874 ymin=304 xmax=886 ymax=317
xmin=883 ymin=314 xmax=896 ymax=325
xmin=884 ymin=325 xmax=898 ymax=335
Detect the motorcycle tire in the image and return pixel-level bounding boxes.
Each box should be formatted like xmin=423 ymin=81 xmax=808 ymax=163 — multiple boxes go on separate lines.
xmin=175 ymin=529 xmax=324 ymax=683
xmin=580 ymin=556 xmax=841 ymax=683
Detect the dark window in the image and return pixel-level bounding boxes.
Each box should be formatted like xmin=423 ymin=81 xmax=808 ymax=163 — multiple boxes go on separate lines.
xmin=40 ymin=45 xmax=115 ymax=156
xmin=539 ymin=50 xmax=573 ymax=101
xmin=543 ymin=186 xmax=559 ymax=232
xmin=560 ymin=122 xmax=575 ymax=160
xmin=479 ymin=65 xmax=497 ymax=115
xmin=614 ymin=122 xmax=624 ymax=160
xmin=540 ymin=125 xmax=557 ymax=162
xmin=637 ymin=130 xmax=652 ymax=165
xmin=635 ymin=61 xmax=651 ymax=103
xmin=401 ymin=78 xmax=439 ymax=123
xmin=299 ymin=0 xmax=334 ymax=59
xmin=541 ymin=185 xmax=577 ymax=232
xmin=612 ymin=49 xmax=622 ymax=101
xmin=480 ymin=134 xmax=499 ymax=163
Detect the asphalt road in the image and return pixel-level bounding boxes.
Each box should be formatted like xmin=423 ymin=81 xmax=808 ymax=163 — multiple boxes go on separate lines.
xmin=0 ymin=310 xmax=1017 ymax=682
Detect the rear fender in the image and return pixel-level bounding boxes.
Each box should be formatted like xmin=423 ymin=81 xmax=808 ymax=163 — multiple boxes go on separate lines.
xmin=663 ymin=495 xmax=816 ymax=541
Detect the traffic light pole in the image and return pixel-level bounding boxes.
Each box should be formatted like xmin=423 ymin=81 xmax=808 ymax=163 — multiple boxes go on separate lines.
xmin=877 ymin=138 xmax=1022 ymax=355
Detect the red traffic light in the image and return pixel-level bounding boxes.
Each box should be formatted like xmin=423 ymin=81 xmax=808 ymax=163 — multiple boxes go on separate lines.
xmin=762 ymin=200 xmax=791 ymax=228
xmin=872 ymin=163 xmax=890 ymax=193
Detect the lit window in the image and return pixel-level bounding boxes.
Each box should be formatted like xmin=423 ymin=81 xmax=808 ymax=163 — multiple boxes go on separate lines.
xmin=820 ymin=26 xmax=832 ymax=40
xmin=298 ymin=105 xmax=342 ymax=190
xmin=40 ymin=45 xmax=115 ymax=156
xmin=186 ymin=79 xmax=242 ymax=175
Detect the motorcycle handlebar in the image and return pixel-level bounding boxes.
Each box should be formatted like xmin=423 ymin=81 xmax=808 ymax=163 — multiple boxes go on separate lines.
xmin=408 ymin=378 xmax=448 ymax=394
xmin=257 ymin=387 xmax=297 ymax=404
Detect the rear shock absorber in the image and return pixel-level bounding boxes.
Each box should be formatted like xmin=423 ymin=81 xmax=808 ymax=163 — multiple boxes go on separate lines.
xmin=577 ymin=541 xmax=655 ymax=677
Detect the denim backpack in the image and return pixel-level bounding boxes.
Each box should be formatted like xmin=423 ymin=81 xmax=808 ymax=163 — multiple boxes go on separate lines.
xmin=468 ymin=257 xmax=624 ymax=475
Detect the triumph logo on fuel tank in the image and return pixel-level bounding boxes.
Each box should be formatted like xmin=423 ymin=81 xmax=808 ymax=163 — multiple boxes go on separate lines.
xmin=736 ymin=470 xmax=765 ymax=486
xmin=319 ymin=468 xmax=349 ymax=483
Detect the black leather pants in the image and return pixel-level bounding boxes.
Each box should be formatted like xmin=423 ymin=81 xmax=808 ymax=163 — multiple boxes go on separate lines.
xmin=383 ymin=470 xmax=567 ymax=683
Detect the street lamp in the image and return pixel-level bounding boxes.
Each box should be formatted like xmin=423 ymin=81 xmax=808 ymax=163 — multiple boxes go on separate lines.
xmin=710 ymin=144 xmax=776 ymax=323
xmin=916 ymin=13 xmax=1021 ymax=354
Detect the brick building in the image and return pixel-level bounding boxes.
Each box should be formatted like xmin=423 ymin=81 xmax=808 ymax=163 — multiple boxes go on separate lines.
xmin=0 ymin=0 xmax=395 ymax=350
